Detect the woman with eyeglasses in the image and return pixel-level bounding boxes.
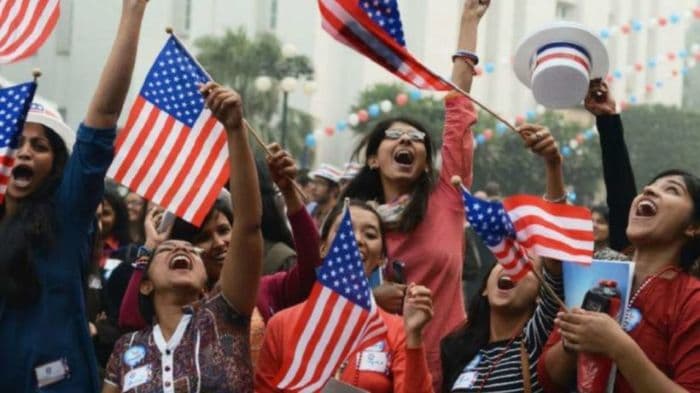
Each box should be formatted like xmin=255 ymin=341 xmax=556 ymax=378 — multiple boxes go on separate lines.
xmin=340 ymin=1 xmax=489 ymax=388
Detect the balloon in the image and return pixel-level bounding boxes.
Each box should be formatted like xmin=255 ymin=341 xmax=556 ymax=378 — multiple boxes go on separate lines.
xmin=605 ymin=74 xmax=614 ymax=83
xmin=670 ymin=13 xmax=681 ymax=24
xmin=368 ymin=104 xmax=380 ymax=118
xmin=655 ymin=80 xmax=664 ymax=88
xmin=379 ymin=99 xmax=393 ymax=113
xmin=304 ymin=133 xmax=316 ymax=148
xmin=693 ymin=44 xmax=700 ymax=54
xmin=613 ymin=69 xmax=623 ymax=79
xmin=645 ymin=84 xmax=654 ymax=93
xmin=483 ymin=129 xmax=494 ymax=140
xmin=396 ymin=93 xmax=409 ymax=106
xmin=535 ymin=105 xmax=546 ymax=115
xmin=526 ymin=110 xmax=536 ymax=121
xmin=495 ymin=122 xmax=507 ymax=136
xmin=584 ymin=129 xmax=595 ymax=139
xmin=567 ymin=191 xmax=577 ymax=202
xmin=647 ymin=58 xmax=657 ymax=68
xmin=599 ymin=28 xmax=610 ymax=39
xmin=473 ymin=137 xmax=480 ymax=147
xmin=694 ymin=7 xmax=700 ymax=19
xmin=576 ymin=134 xmax=585 ymax=144
xmin=484 ymin=62 xmax=495 ymax=74
xmin=678 ymin=49 xmax=688 ymax=59
xmin=667 ymin=52 xmax=676 ymax=61
xmin=621 ymin=24 xmax=631 ymax=34
xmin=474 ymin=66 xmax=483 ymax=76
xmin=619 ymin=100 xmax=629 ymax=111
xmin=629 ymin=95 xmax=638 ymax=104
xmin=515 ymin=115 xmax=525 ymax=125
xmin=569 ymin=139 xmax=579 ymax=149
xmin=476 ymin=134 xmax=486 ymax=144
xmin=348 ymin=113 xmax=359 ymax=127
xmin=632 ymin=19 xmax=643 ymax=32
xmin=634 ymin=62 xmax=643 ymax=72
xmin=682 ymin=67 xmax=689 ymax=76
xmin=409 ymin=89 xmax=422 ymax=101
xmin=358 ymin=110 xmax=369 ymax=122
xmin=657 ymin=17 xmax=668 ymax=26
xmin=562 ymin=146 xmax=572 ymax=157
xmin=324 ymin=126 xmax=334 ymax=136
xmin=336 ymin=120 xmax=348 ymax=131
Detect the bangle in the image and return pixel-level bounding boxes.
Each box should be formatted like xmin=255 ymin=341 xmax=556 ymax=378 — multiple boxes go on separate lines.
xmin=452 ymin=50 xmax=479 ymax=65
xmin=453 ymin=56 xmax=478 ymax=76
xmin=543 ymin=193 xmax=567 ymax=203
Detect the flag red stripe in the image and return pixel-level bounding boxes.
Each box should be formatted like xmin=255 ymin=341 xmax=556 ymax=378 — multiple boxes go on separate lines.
xmin=10 ymin=3 xmax=59 ymax=62
xmin=176 ymin=131 xmax=227 ymax=218
xmin=504 ymin=195 xmax=593 ymax=220
xmin=112 ymin=105 xmax=160 ymax=182
xmin=0 ymin=0 xmax=30 ymax=49
xmin=0 ymin=155 xmax=14 ymax=167
xmin=143 ymin=122 xmax=189 ymax=200
xmin=510 ymin=264 xmax=532 ymax=281
xmin=129 ymin=115 xmax=176 ymax=192
xmin=114 ymin=96 xmax=147 ymax=151
xmin=512 ymin=216 xmax=595 ymax=242
xmin=518 ymin=235 xmax=593 ymax=258
xmin=159 ymin=116 xmax=218 ymax=208
xmin=0 ymin=0 xmax=49 ymax=56
xmin=0 ymin=2 xmax=19 ymax=43
xmin=190 ymin=163 xmax=229 ymax=225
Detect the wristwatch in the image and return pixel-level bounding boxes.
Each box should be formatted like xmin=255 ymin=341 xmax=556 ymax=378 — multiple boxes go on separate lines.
xmin=136 ymin=245 xmax=153 ymax=259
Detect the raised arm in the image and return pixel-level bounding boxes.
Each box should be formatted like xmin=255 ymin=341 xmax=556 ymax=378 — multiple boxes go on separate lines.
xmin=84 ymin=0 xmax=147 ymax=129
xmin=202 ymin=82 xmax=263 ymax=316
xmin=585 ymin=80 xmax=636 ymax=252
xmin=451 ymin=0 xmax=490 ymax=92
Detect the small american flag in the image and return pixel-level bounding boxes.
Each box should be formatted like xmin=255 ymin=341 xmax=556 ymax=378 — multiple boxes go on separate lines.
xmin=318 ymin=0 xmax=451 ymax=90
xmin=0 ymin=0 xmax=60 ymax=64
xmin=0 ymin=81 xmax=36 ymax=203
xmin=462 ymin=188 xmax=593 ymax=281
xmin=275 ymin=207 xmax=387 ymax=392
xmin=107 ymin=36 xmax=229 ymax=226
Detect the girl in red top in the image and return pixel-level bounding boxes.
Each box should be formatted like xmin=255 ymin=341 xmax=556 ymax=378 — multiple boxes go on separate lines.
xmin=538 ymin=169 xmax=700 ymax=392
xmin=340 ymin=1 xmax=490 ymax=387
xmin=255 ymin=200 xmax=434 ymax=393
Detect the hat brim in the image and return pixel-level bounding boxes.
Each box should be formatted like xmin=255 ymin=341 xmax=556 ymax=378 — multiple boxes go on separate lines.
xmin=514 ymin=22 xmax=609 ymax=88
xmin=26 ymin=112 xmax=75 ymax=153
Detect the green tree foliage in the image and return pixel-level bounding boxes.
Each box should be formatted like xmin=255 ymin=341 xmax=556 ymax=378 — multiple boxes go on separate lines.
xmin=194 ymin=28 xmax=314 ymax=156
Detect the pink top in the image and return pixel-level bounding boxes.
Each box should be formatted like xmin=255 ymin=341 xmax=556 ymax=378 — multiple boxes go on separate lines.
xmin=386 ymin=92 xmax=476 ymax=390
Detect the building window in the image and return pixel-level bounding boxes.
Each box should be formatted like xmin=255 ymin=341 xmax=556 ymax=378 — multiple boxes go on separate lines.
xmin=555 ymin=1 xmax=576 ymax=20
xmin=55 ymin=0 xmax=73 ymax=55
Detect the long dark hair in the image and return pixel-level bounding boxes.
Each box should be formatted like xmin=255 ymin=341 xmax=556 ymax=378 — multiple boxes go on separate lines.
xmin=102 ymin=189 xmax=131 ymax=246
xmin=341 ymin=117 xmax=436 ymax=232
xmin=320 ymin=199 xmax=387 ymax=259
xmin=441 ymin=264 xmax=497 ymax=393
xmin=649 ymin=169 xmax=700 ymax=271
xmin=0 ymin=126 xmax=69 ymax=306
xmin=170 ymin=197 xmax=233 ymax=245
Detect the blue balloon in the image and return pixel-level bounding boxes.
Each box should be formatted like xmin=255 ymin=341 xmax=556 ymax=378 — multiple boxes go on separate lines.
xmin=336 ymin=120 xmax=347 ymax=131
xmin=682 ymin=67 xmax=690 ymax=76
xmin=613 ymin=69 xmax=623 ymax=79
xmin=655 ymin=80 xmax=664 ymax=88
xmin=476 ymin=134 xmax=486 ymax=144
xmin=368 ymin=104 xmax=380 ymax=118
xmin=632 ymin=19 xmax=643 ymax=32
xmin=495 ymin=122 xmax=507 ymax=135
xmin=409 ymin=89 xmax=422 ymax=101
xmin=561 ymin=146 xmax=572 ymax=157
xmin=584 ymin=129 xmax=595 ymax=139
xmin=526 ymin=110 xmax=536 ymax=121
xmin=678 ymin=49 xmax=688 ymax=59
xmin=305 ymin=133 xmax=316 ymax=148
xmin=629 ymin=95 xmax=638 ymax=104
xmin=670 ymin=13 xmax=681 ymax=24
xmin=647 ymin=58 xmax=657 ymax=68
xmin=484 ymin=62 xmax=495 ymax=74
xmin=567 ymin=191 xmax=577 ymax=202
xmin=599 ymin=29 xmax=610 ymax=39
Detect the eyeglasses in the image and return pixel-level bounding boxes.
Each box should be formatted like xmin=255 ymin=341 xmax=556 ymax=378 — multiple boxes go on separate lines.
xmin=384 ymin=128 xmax=426 ymax=142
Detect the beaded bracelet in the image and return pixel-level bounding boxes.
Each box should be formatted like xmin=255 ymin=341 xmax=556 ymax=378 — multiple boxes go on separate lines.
xmin=542 ymin=193 xmax=568 ymax=203
xmin=452 ymin=49 xmax=479 ymax=65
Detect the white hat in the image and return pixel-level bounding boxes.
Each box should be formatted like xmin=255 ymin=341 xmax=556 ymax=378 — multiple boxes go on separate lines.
xmin=25 ymin=102 xmax=74 ymax=153
xmin=310 ymin=163 xmax=342 ymax=184
xmin=341 ymin=162 xmax=362 ymax=181
xmin=513 ymin=21 xmax=609 ymax=109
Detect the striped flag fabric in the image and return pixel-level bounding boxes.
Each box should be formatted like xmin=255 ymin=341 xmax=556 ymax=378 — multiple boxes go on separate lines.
xmin=107 ymin=36 xmax=229 ymax=226
xmin=275 ymin=207 xmax=387 ymax=392
xmin=0 ymin=81 xmax=36 ymax=203
xmin=318 ymin=0 xmax=452 ymax=91
xmin=0 ymin=0 xmax=60 ymax=64
xmin=462 ymin=188 xmax=593 ymax=281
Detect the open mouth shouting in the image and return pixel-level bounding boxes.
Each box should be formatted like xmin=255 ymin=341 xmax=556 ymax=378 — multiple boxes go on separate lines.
xmin=497 ymin=275 xmax=515 ymax=290
xmin=169 ymin=253 xmax=194 ymax=271
xmin=11 ymin=164 xmax=34 ymax=190
xmin=393 ymin=149 xmax=415 ymax=168
xmin=634 ymin=198 xmax=658 ymax=218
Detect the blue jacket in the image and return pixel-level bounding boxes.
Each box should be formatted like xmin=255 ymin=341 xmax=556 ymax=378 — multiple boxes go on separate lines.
xmin=0 ymin=124 xmax=115 ymax=392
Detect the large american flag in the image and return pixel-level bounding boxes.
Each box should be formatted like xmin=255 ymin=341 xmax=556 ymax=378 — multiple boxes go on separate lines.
xmin=275 ymin=207 xmax=387 ymax=392
xmin=462 ymin=188 xmax=593 ymax=281
xmin=318 ymin=0 xmax=451 ymax=90
xmin=0 ymin=0 xmax=60 ymax=64
xmin=0 ymin=81 xmax=36 ymax=203
xmin=107 ymin=36 xmax=229 ymax=226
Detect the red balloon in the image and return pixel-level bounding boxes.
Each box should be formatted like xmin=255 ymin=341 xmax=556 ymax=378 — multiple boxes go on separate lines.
xmin=645 ymin=84 xmax=654 ymax=93
xmin=515 ymin=115 xmax=525 ymax=125
xmin=658 ymin=17 xmax=667 ymax=26
xmin=474 ymin=66 xmax=483 ymax=76
xmin=576 ymin=134 xmax=585 ymax=143
xmin=634 ymin=63 xmax=643 ymax=72
xmin=396 ymin=93 xmax=408 ymax=106
xmin=694 ymin=53 xmax=700 ymax=61
xmin=324 ymin=126 xmax=334 ymax=136
xmin=621 ymin=24 xmax=631 ymax=34
xmin=667 ymin=52 xmax=676 ymax=61
xmin=605 ymin=74 xmax=614 ymax=83
xmin=694 ymin=7 xmax=700 ymax=19
xmin=483 ymin=129 xmax=494 ymax=140
xmin=358 ymin=110 xmax=369 ymax=122
xmin=619 ymin=100 xmax=629 ymax=111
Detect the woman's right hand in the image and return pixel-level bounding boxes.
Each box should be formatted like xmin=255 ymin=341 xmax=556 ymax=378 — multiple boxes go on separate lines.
xmin=144 ymin=207 xmax=170 ymax=250
xmin=584 ymin=79 xmax=617 ymax=116
xmin=266 ymin=143 xmax=298 ymax=195
xmin=373 ymin=282 xmax=407 ymax=314
xmin=517 ymin=124 xmax=561 ymax=165
xmin=403 ymin=284 xmax=433 ymax=348
xmin=462 ymin=0 xmax=491 ymax=21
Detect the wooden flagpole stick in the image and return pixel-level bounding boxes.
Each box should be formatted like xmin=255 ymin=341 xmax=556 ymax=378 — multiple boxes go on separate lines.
xmin=165 ymin=27 xmax=309 ymax=203
xmin=32 ymin=68 xmax=41 ymax=82
xmin=443 ymin=79 xmax=519 ymax=133
xmin=450 ymin=175 xmax=568 ymax=312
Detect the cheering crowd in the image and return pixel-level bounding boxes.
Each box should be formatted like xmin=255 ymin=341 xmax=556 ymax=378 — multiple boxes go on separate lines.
xmin=1 ymin=0 xmax=699 ymax=392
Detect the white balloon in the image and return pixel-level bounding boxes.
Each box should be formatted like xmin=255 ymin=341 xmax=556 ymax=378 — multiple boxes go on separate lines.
xmin=692 ymin=43 xmax=700 ymax=54
xmin=535 ymin=105 xmax=546 ymax=115
xmin=569 ymin=139 xmax=579 ymax=149
xmin=348 ymin=113 xmax=360 ymax=127
xmin=380 ymin=100 xmax=393 ymax=112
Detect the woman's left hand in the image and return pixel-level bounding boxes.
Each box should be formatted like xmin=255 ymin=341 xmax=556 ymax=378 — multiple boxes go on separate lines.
xmin=403 ymin=284 xmax=433 ymax=341
xmin=555 ymin=308 xmax=630 ymax=359
xmin=200 ymin=82 xmax=244 ymax=132
xmin=517 ymin=124 xmax=562 ymax=165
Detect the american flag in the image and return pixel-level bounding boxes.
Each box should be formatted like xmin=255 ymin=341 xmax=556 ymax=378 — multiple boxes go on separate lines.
xmin=462 ymin=188 xmax=593 ymax=281
xmin=275 ymin=207 xmax=387 ymax=392
xmin=0 ymin=0 xmax=60 ymax=64
xmin=107 ymin=36 xmax=229 ymax=226
xmin=318 ymin=0 xmax=451 ymax=90
xmin=0 ymin=81 xmax=36 ymax=203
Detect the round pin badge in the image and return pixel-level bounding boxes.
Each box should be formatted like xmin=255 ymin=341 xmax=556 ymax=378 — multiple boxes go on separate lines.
xmin=123 ymin=345 xmax=147 ymax=367
xmin=624 ymin=307 xmax=642 ymax=332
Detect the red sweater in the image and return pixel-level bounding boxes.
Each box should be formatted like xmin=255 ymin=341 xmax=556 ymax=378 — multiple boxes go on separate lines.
xmin=255 ymin=304 xmax=432 ymax=393
xmin=538 ymin=271 xmax=700 ymax=392
xmin=118 ymin=208 xmax=320 ymax=330
xmin=385 ymin=92 xmax=476 ymax=390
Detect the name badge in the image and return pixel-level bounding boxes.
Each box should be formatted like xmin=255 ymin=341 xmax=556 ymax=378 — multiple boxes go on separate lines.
xmin=358 ymin=351 xmax=388 ymax=373
xmin=123 ymin=365 xmax=151 ymax=392
xmin=123 ymin=345 xmax=147 ymax=367
xmin=453 ymin=371 xmax=478 ymax=390
xmin=35 ymin=358 xmax=70 ymax=388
